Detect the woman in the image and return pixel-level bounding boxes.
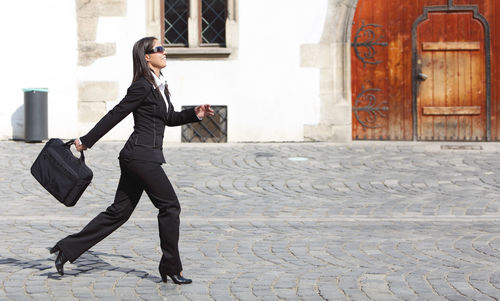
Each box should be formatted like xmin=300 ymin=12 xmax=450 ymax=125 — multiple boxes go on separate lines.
xmin=49 ymin=36 xmax=214 ymax=284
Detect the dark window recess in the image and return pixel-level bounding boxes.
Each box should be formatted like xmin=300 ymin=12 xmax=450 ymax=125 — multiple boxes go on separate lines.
xmin=181 ymin=105 xmax=227 ymax=142
xmin=164 ymin=0 xmax=189 ymax=45
xmin=201 ymin=0 xmax=226 ymax=45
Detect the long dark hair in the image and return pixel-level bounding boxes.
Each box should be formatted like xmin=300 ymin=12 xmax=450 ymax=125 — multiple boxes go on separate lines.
xmin=132 ymin=37 xmax=170 ymax=97
xmin=132 ymin=37 xmax=156 ymax=86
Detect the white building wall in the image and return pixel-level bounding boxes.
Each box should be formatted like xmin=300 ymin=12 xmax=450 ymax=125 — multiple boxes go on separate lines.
xmin=1 ymin=0 xmax=329 ymax=142
xmin=0 ymin=0 xmax=78 ymax=140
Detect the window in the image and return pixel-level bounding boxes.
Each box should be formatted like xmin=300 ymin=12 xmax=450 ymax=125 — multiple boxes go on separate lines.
xmin=200 ymin=0 xmax=226 ymax=46
xmin=148 ymin=0 xmax=237 ymax=57
xmin=163 ymin=0 xmax=189 ymax=46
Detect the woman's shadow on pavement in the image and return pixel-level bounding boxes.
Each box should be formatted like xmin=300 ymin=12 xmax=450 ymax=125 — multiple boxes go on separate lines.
xmin=0 ymin=249 xmax=162 ymax=282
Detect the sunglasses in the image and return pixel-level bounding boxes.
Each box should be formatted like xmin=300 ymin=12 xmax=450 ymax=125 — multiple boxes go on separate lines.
xmin=146 ymin=46 xmax=166 ymax=54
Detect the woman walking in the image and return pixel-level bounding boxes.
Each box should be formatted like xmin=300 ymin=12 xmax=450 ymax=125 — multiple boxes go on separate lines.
xmin=50 ymin=36 xmax=214 ymax=284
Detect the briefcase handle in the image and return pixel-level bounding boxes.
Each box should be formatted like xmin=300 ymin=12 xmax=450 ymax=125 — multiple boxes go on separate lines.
xmin=65 ymin=139 xmax=85 ymax=162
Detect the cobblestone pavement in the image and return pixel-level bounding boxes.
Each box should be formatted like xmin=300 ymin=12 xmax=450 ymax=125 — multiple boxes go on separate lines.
xmin=1 ymin=141 xmax=500 ymax=300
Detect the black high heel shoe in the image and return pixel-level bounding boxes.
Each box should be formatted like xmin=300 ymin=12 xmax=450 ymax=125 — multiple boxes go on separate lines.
xmin=51 ymin=245 xmax=67 ymax=276
xmin=168 ymin=274 xmax=192 ymax=284
xmin=159 ymin=266 xmax=192 ymax=284
xmin=55 ymin=251 xmax=67 ymax=276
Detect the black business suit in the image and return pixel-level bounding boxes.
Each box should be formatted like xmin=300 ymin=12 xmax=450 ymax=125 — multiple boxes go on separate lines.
xmin=55 ymin=76 xmax=199 ymax=275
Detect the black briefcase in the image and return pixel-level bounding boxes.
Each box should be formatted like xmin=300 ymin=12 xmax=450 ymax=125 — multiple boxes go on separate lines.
xmin=31 ymin=138 xmax=93 ymax=207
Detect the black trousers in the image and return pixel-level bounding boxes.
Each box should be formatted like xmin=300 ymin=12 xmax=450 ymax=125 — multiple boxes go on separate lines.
xmin=56 ymin=159 xmax=183 ymax=275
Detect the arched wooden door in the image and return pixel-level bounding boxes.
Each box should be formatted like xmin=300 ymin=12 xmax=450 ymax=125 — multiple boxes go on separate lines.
xmin=414 ymin=9 xmax=488 ymax=141
xmin=351 ymin=0 xmax=494 ymax=141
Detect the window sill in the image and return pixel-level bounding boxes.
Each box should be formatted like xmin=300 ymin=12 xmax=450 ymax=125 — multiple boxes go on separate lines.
xmin=165 ymin=47 xmax=232 ymax=58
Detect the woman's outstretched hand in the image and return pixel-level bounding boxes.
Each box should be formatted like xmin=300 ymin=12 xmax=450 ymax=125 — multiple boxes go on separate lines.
xmin=194 ymin=104 xmax=215 ymax=119
xmin=74 ymin=139 xmax=88 ymax=152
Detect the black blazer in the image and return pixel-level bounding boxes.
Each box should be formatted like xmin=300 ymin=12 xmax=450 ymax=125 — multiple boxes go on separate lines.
xmin=80 ymin=77 xmax=200 ymax=163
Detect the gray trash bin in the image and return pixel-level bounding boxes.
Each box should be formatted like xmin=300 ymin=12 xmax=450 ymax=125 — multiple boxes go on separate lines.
xmin=23 ymin=88 xmax=48 ymax=142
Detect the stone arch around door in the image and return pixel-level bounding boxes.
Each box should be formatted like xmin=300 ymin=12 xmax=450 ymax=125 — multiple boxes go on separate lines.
xmin=349 ymin=0 xmax=499 ymax=141
xmin=302 ymin=0 xmax=359 ymax=142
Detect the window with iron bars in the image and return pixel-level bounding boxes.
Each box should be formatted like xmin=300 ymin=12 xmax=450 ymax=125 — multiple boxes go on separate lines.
xmin=158 ymin=0 xmax=236 ymax=57
xmin=181 ymin=105 xmax=227 ymax=142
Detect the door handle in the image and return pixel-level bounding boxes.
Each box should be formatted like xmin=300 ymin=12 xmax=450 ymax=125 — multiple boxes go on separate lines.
xmin=418 ymin=73 xmax=428 ymax=81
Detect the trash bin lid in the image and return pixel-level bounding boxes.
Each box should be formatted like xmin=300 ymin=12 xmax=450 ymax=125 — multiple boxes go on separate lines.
xmin=22 ymin=88 xmax=48 ymax=93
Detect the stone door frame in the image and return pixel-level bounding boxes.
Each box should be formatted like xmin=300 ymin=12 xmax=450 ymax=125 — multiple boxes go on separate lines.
xmin=302 ymin=0 xmax=358 ymax=142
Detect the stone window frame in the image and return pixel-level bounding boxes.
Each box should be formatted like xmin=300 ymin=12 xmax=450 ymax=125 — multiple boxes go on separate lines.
xmin=147 ymin=0 xmax=238 ymax=58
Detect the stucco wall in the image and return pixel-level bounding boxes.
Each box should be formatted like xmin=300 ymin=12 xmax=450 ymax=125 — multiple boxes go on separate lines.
xmin=0 ymin=0 xmax=78 ymax=140
xmin=1 ymin=0 xmax=349 ymax=143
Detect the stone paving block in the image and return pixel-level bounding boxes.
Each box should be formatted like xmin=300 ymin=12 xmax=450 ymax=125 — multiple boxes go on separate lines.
xmin=29 ymin=293 xmax=59 ymax=301
xmin=25 ymin=285 xmax=46 ymax=294
xmin=446 ymin=295 xmax=470 ymax=301
xmin=4 ymin=295 xmax=33 ymax=301
xmin=229 ymin=291 xmax=258 ymax=300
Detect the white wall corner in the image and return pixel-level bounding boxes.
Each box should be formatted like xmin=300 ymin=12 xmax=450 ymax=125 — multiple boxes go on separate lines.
xmin=300 ymin=43 xmax=331 ymax=68
xmin=321 ymin=103 xmax=351 ymax=125
xmin=304 ymin=123 xmax=351 ymax=142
